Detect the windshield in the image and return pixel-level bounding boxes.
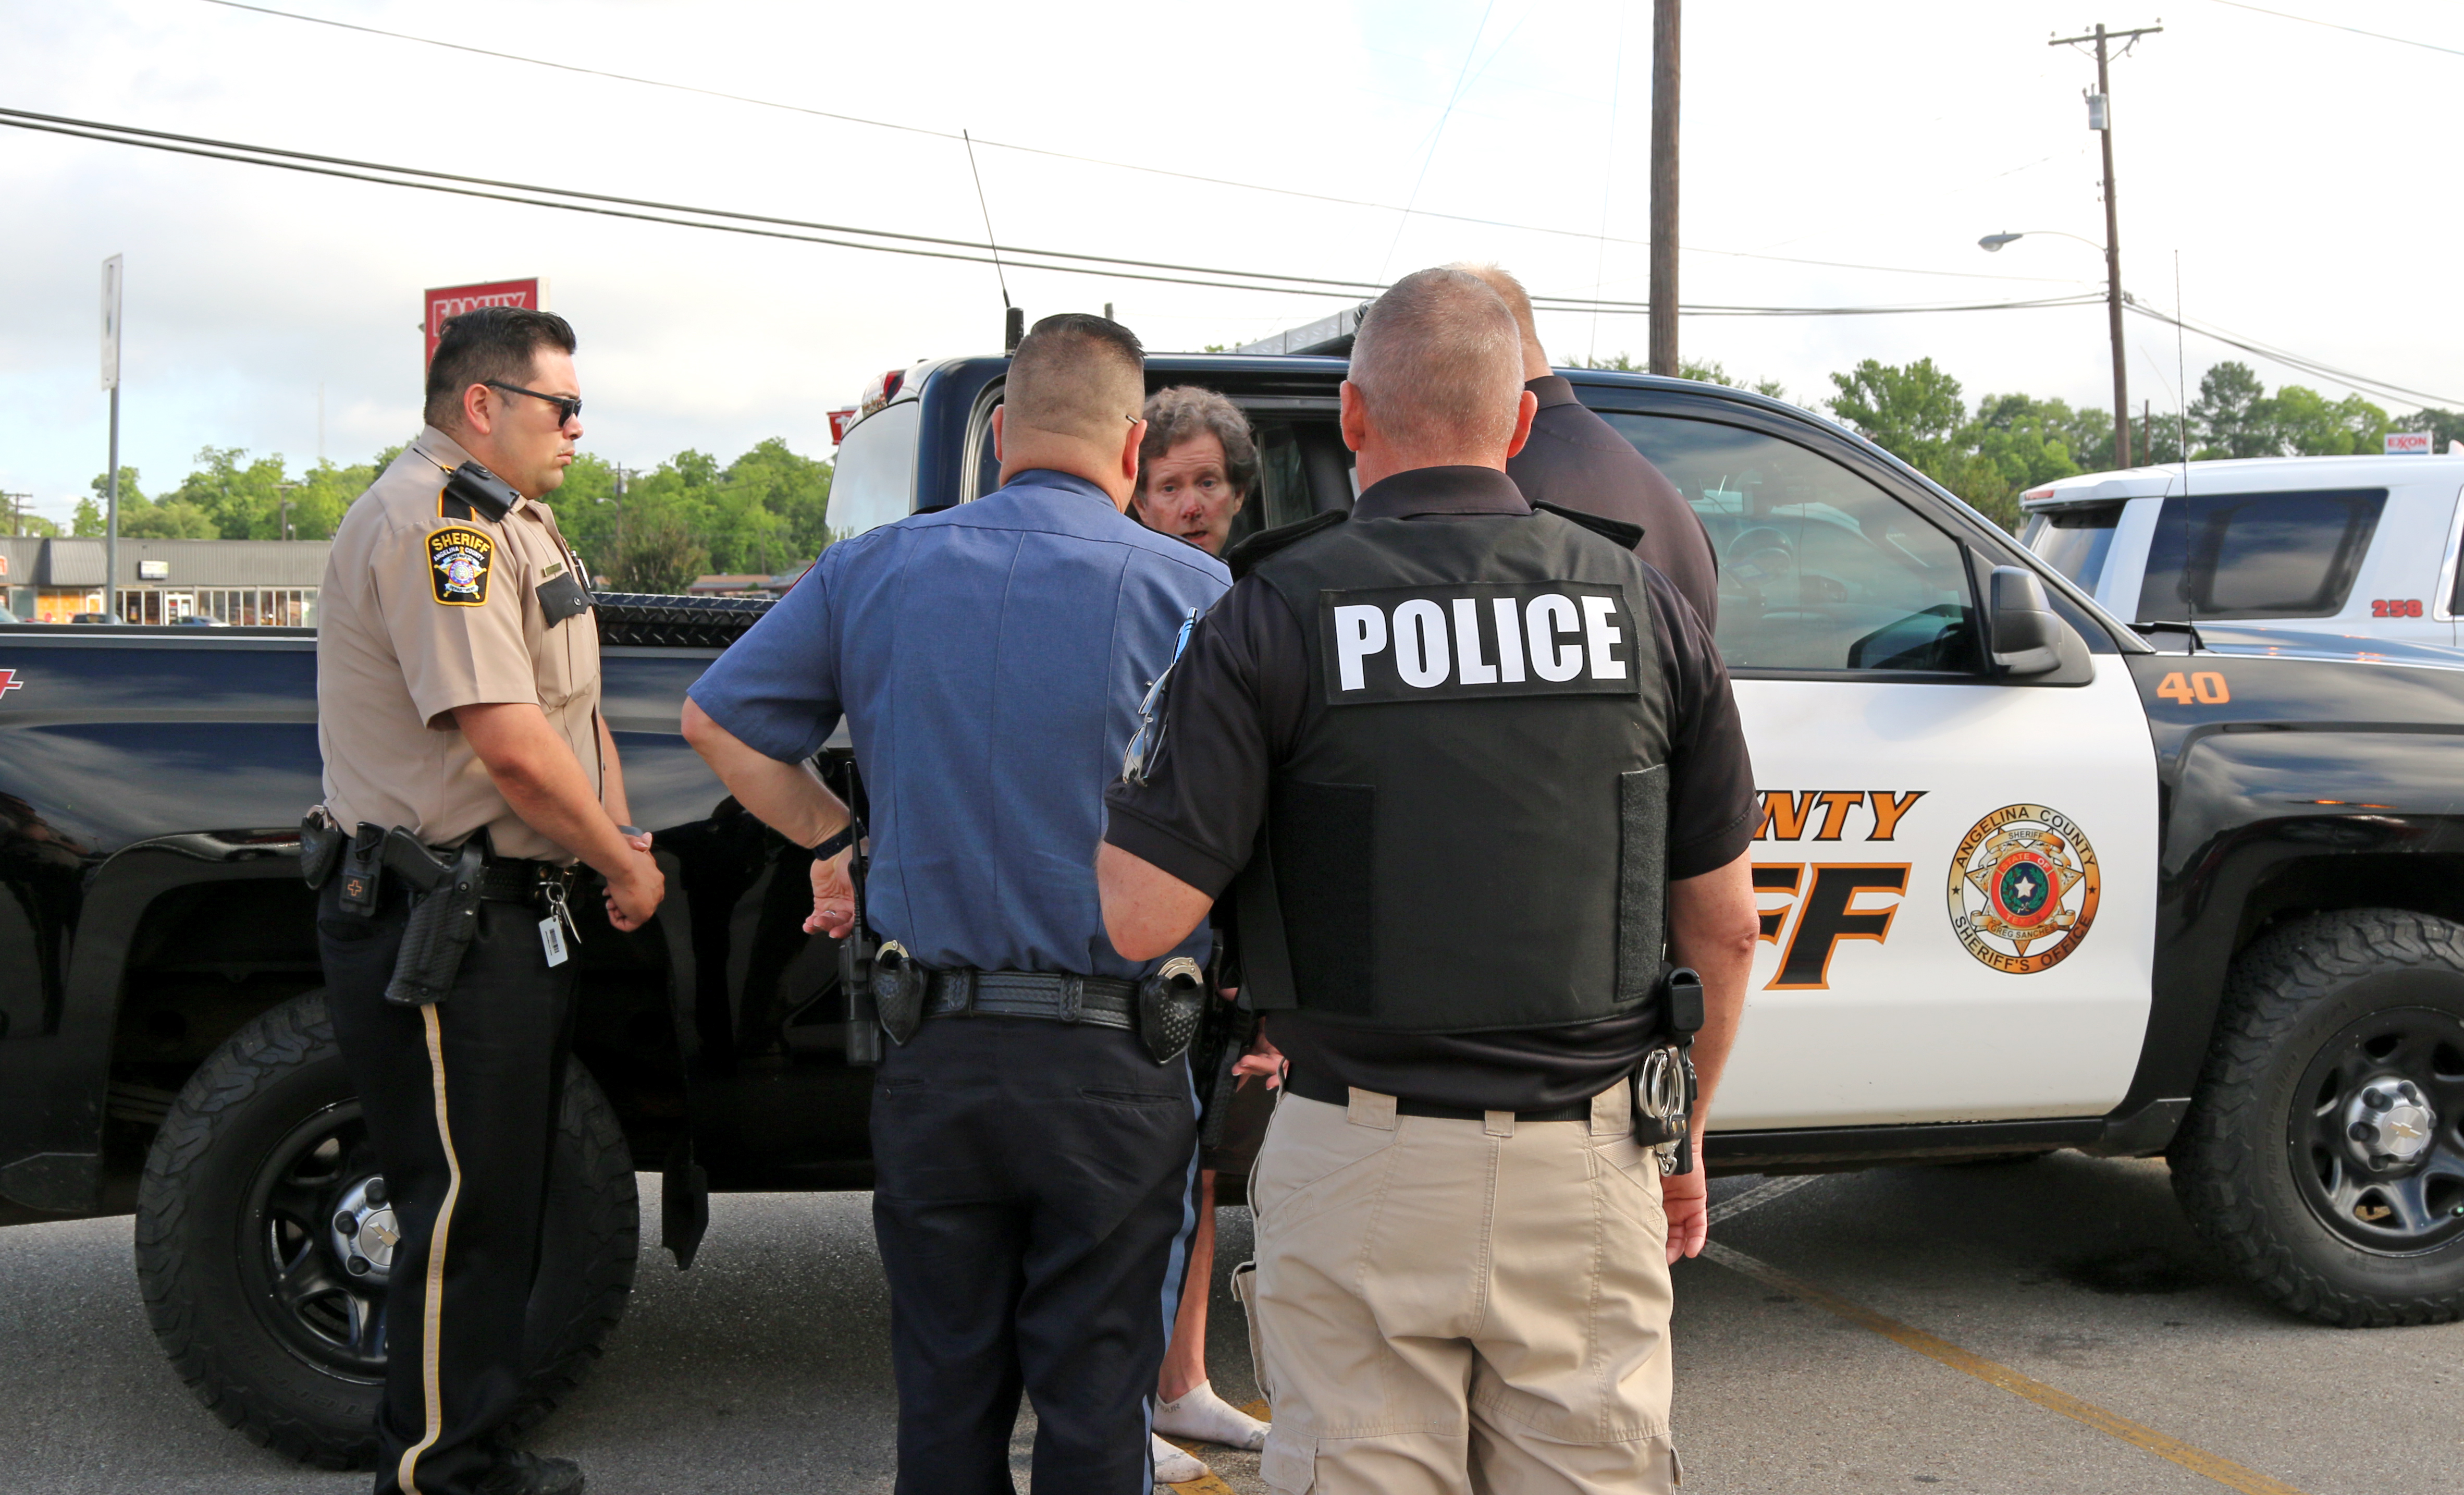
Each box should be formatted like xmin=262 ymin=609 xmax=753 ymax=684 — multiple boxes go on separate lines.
xmin=823 ymin=400 xmax=922 ymax=538
xmin=2022 ymin=505 xmax=2123 ymax=593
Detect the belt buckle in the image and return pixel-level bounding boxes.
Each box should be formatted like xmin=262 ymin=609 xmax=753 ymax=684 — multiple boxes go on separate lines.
xmin=1056 ymin=975 xmax=1084 ymax=1024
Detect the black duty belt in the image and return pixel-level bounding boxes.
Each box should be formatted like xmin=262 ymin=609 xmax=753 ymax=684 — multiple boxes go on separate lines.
xmin=477 ymin=860 xmax=573 ymax=904
xmin=923 ymin=969 xmax=1138 ymax=1030
xmin=1285 ymin=1066 xmax=1593 ymax=1123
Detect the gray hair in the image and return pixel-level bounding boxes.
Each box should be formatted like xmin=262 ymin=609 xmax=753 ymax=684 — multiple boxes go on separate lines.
xmin=1138 ymin=386 xmax=1259 ymax=497
xmin=1449 ymin=261 xmax=1545 ymax=362
xmin=1349 ymin=267 xmax=1523 ymax=452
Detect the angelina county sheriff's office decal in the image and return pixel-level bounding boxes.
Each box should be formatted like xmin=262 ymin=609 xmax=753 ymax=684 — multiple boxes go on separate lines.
xmin=428 ymin=525 xmax=494 ymax=607
xmin=1945 ymin=803 xmax=2100 ymax=974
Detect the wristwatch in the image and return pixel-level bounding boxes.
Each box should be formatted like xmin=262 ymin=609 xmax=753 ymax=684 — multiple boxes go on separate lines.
xmin=810 ymin=825 xmax=856 ymax=860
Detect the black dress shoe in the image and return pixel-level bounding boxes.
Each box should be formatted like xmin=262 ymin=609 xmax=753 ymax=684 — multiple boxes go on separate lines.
xmin=475 ymin=1450 xmax=585 ymax=1495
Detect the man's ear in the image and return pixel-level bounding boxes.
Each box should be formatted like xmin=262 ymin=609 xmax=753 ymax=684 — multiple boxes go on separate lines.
xmin=1119 ymin=417 xmax=1146 ymax=485
xmin=1338 ymin=381 xmax=1369 ymax=454
xmin=461 ymin=383 xmax=496 ymax=438
xmin=1504 ymin=387 xmax=1539 ymax=460
xmin=992 ymin=405 xmax=1005 ymax=463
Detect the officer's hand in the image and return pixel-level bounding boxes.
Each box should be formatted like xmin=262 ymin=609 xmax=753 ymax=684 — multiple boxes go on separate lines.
xmin=1231 ymin=1028 xmax=1286 ymax=1091
xmin=605 ymin=850 xmax=664 ymax=932
xmin=623 ymin=828 xmax=655 ymax=854
xmin=806 ymin=850 xmax=857 ymax=939
xmin=1661 ymin=1165 xmax=1710 ymax=1264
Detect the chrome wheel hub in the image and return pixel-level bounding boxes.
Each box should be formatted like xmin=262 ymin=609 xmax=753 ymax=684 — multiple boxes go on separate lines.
xmin=2345 ymin=1079 xmax=2436 ymax=1169
xmin=328 ymin=1177 xmax=399 ymax=1283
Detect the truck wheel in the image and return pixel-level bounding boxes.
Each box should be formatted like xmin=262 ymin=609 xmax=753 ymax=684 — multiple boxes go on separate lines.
xmin=2172 ymin=908 xmax=2464 ymax=1327
xmin=134 ymin=992 xmax=639 ymax=1466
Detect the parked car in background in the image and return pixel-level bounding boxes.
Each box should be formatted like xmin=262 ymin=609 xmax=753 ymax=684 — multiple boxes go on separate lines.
xmin=2017 ymin=455 xmax=2464 ymax=648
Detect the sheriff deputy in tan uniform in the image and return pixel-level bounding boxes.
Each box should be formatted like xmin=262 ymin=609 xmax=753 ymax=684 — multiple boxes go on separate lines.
xmin=310 ymin=305 xmax=663 ymax=1495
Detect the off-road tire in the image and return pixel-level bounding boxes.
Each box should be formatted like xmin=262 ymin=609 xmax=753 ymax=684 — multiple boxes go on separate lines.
xmin=2171 ymin=908 xmax=2464 ymax=1327
xmin=134 ymin=992 xmax=639 ymax=1466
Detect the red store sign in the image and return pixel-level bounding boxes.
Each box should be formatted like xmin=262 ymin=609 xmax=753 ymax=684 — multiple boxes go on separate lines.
xmin=424 ymin=279 xmax=547 ymax=367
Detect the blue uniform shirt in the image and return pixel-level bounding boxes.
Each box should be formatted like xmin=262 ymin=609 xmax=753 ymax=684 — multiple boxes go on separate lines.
xmin=686 ymin=469 xmax=1231 ymax=979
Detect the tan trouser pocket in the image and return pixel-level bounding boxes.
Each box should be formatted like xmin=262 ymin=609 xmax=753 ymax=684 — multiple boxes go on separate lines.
xmin=1259 ymin=1424 xmax=1316 ymax=1493
xmin=1230 ymin=1258 xmax=1271 ymax=1404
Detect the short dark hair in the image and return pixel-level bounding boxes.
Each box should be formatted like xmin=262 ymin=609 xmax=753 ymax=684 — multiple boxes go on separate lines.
xmin=1005 ymin=313 xmax=1145 ymax=446
xmin=1138 ymin=386 xmax=1258 ymax=497
xmin=424 ymin=307 xmax=578 ymax=430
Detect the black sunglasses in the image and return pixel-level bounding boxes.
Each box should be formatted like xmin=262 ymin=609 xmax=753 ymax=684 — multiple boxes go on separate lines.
xmin=486 ymin=381 xmax=583 ymax=427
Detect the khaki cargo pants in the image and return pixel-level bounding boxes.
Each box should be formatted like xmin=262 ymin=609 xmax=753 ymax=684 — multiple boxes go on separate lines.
xmin=1237 ymin=1082 xmax=1682 ymax=1494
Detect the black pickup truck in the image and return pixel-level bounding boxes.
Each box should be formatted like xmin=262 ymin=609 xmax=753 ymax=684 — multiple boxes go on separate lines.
xmin=7 ymin=355 xmax=2464 ymax=1467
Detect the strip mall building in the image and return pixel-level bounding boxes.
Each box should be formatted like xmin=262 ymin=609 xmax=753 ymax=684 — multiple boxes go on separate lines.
xmin=0 ymin=537 xmax=330 ymax=625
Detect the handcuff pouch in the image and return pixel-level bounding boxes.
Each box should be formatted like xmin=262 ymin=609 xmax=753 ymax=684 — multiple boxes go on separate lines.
xmin=1138 ymin=957 xmax=1206 ymax=1066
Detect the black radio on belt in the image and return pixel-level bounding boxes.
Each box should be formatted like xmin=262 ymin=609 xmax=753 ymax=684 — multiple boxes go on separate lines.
xmin=1633 ymin=967 xmax=1704 ymax=1176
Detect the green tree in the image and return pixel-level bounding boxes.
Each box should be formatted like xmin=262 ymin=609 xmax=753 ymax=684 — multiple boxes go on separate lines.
xmin=1826 ymin=359 xmax=1969 ymax=471
xmin=609 ymin=508 xmax=710 ymax=594
xmin=2260 ymin=385 xmax=2388 ymax=456
xmin=2189 ymin=362 xmax=2272 ymax=458
xmin=2399 ymin=408 xmax=2464 ymax=452
xmin=1970 ymin=394 xmax=2084 ymax=489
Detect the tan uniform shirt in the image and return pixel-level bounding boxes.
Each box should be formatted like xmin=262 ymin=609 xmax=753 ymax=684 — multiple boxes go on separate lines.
xmin=316 ymin=426 xmax=602 ymax=864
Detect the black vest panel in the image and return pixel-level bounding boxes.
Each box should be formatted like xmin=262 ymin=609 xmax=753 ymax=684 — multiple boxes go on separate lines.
xmin=1237 ymin=508 xmax=1673 ymax=1035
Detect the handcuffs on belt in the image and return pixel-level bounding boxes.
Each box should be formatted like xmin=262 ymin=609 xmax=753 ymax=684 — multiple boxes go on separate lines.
xmin=1633 ymin=967 xmax=1705 ymax=1176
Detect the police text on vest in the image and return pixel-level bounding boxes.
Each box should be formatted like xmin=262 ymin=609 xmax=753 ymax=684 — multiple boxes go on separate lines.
xmin=1317 ymin=582 xmax=1643 ymax=704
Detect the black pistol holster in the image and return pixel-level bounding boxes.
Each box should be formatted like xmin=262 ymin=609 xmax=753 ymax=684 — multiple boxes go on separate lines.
xmin=1136 ymin=956 xmax=1206 ymax=1067
xmin=1633 ymin=967 xmax=1705 ymax=1175
xmin=837 ymin=823 xmax=884 ymax=1065
xmin=1192 ymin=938 xmax=1254 ymax=1150
xmin=380 ymin=830 xmax=488 ymax=1008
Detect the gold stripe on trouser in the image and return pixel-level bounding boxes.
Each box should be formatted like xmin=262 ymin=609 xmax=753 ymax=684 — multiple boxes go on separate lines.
xmin=397 ymin=1004 xmax=464 ymax=1495
xmin=1249 ymin=1085 xmax=1682 ymax=1495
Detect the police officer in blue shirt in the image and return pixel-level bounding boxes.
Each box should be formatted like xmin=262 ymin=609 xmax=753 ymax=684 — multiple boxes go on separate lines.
xmin=681 ymin=313 xmax=1229 ymax=1495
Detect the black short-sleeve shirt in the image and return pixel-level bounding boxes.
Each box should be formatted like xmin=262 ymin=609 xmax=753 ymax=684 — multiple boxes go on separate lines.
xmin=1509 ymin=374 xmax=1722 ymax=631
xmin=1103 ymin=464 xmax=1756 ymax=1111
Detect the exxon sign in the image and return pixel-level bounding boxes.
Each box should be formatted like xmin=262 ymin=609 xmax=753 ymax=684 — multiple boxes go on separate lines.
xmin=2386 ymin=431 xmax=2433 ymax=456
xmin=424 ymin=279 xmax=547 ymax=368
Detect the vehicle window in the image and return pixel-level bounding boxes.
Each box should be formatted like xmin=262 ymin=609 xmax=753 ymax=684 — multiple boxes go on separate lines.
xmin=823 ymin=400 xmax=922 ymax=539
xmin=1598 ymin=413 xmax=1980 ymax=673
xmin=2134 ymin=488 xmax=2385 ymax=622
xmin=1223 ymin=419 xmax=1332 ymax=552
xmin=2023 ymin=505 xmax=2123 ymax=592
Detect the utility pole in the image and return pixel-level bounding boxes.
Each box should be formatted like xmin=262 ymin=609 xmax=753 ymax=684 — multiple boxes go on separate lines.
xmin=2050 ymin=22 xmax=2160 ymax=469
xmin=2 ymin=493 xmax=29 ymax=537
xmin=1647 ymin=0 xmax=1680 ymax=376
xmin=101 ymin=254 xmax=124 ymax=618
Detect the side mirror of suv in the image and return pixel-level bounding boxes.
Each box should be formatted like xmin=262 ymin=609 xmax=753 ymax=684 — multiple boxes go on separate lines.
xmin=1989 ymin=566 xmax=2069 ymax=678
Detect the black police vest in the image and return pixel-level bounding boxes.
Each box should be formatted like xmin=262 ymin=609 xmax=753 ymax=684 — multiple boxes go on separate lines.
xmin=1233 ymin=505 xmax=1673 ymax=1035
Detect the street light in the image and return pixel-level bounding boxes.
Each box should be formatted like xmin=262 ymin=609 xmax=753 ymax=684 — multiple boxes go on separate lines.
xmin=1978 ymin=228 xmax=2134 ymax=467
xmin=1977 ymin=229 xmax=2103 ymax=253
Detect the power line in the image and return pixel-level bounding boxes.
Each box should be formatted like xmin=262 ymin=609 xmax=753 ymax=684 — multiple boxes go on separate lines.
xmin=2123 ymin=301 xmax=2464 ymax=410
xmin=2204 ymin=0 xmax=2464 ymax=60
xmin=0 ymin=104 xmax=2109 ymax=320
xmin=191 ymin=0 xmax=2084 ymax=288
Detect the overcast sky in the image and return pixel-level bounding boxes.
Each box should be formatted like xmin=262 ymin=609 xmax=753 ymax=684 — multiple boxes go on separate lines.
xmin=2 ymin=0 xmax=2456 ymax=525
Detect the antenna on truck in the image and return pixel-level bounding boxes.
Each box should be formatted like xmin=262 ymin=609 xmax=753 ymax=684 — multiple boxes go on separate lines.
xmin=962 ymin=130 xmax=1023 ymax=353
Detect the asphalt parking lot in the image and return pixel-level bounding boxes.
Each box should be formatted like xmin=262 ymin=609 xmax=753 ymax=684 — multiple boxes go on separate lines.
xmin=4 ymin=1154 xmax=2459 ymax=1494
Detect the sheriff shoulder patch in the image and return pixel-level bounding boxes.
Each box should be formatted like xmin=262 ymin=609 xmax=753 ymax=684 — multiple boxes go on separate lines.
xmin=428 ymin=525 xmax=495 ymax=606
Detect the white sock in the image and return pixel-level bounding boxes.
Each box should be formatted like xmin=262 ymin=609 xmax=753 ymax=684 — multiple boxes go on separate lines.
xmin=1151 ymin=1431 xmax=1210 ymax=1484
xmin=1153 ymin=1381 xmax=1270 ymax=1452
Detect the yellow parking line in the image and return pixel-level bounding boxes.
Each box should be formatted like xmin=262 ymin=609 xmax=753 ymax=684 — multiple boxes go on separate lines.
xmin=1703 ymin=1242 xmax=2310 ymax=1495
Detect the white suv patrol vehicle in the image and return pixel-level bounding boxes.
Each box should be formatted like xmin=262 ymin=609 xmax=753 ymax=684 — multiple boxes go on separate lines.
xmin=2018 ymin=454 xmax=2464 ymax=648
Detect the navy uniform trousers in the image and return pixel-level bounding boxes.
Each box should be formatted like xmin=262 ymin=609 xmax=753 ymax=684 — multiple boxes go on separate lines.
xmin=319 ymin=876 xmax=577 ymax=1495
xmin=871 ymin=1014 xmax=1200 ymax=1495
